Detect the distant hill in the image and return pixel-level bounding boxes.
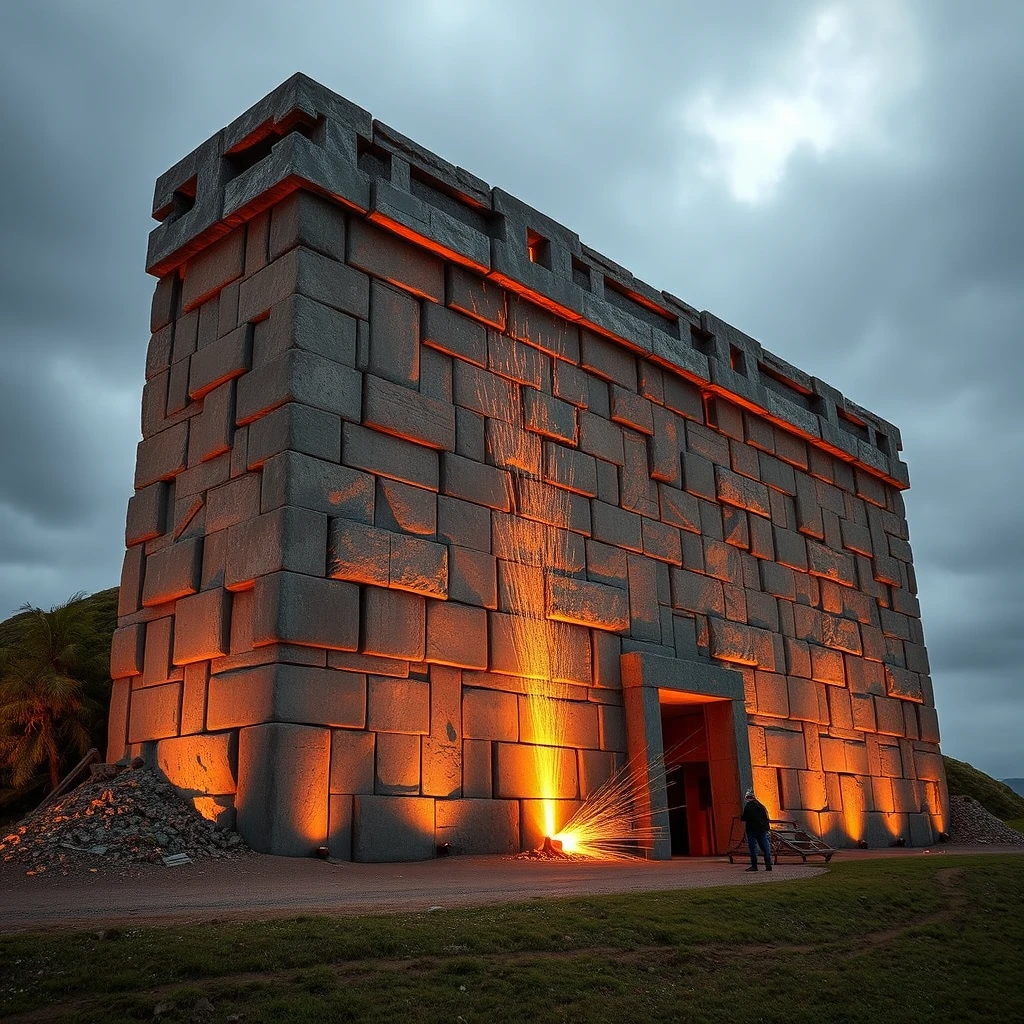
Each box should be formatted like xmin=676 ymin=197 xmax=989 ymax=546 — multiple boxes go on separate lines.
xmin=1004 ymin=779 xmax=1024 ymax=799
xmin=944 ymin=757 xmax=1024 ymax=821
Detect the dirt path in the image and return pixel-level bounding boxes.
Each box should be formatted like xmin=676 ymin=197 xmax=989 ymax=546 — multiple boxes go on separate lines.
xmin=1 ymin=843 xmax=1015 ymax=935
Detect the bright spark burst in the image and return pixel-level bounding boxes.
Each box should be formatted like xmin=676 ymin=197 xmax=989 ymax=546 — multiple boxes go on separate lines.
xmin=479 ymin=340 xmax=704 ymax=859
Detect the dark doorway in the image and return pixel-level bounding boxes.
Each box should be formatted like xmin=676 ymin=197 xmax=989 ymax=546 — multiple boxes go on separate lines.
xmin=666 ymin=766 xmax=690 ymax=855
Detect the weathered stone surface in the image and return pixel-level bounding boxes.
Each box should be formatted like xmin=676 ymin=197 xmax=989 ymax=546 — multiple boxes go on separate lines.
xmin=362 ymin=587 xmax=426 ymax=660
xmin=328 ymin=518 xmax=391 ymax=586
xmin=224 ymin=506 xmax=328 ymax=589
xmin=493 ymin=742 xmax=578 ymax=799
xmin=207 ymin=664 xmax=366 ymax=730
xmin=353 ymin=795 xmax=435 ymax=862
xmin=329 ymin=730 xmax=375 ymax=794
xmin=237 ymin=723 xmax=330 ymax=855
xmin=172 ymin=588 xmax=230 ymax=664
xmin=435 ymin=798 xmax=519 ymax=855
xmin=425 ymin=600 xmax=489 ymax=669
xmin=155 ymin=732 xmax=237 ymax=795
xmin=251 ymin=571 xmax=360 ymax=650
xmin=546 ymin=574 xmax=629 ymax=632
xmin=368 ymin=675 xmax=430 ymax=734
xmin=363 ymin=373 xmax=456 ymax=450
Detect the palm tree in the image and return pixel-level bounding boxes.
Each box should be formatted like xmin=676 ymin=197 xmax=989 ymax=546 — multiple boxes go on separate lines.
xmin=0 ymin=594 xmax=102 ymax=798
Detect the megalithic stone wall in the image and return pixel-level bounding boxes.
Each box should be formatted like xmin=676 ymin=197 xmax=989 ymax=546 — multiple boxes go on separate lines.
xmin=109 ymin=73 xmax=947 ymax=859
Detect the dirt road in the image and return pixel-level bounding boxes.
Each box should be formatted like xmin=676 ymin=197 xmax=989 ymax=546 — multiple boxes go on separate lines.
xmin=2 ymin=844 xmax=1014 ymax=934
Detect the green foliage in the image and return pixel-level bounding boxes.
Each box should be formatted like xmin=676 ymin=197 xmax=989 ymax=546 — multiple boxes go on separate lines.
xmin=943 ymin=755 xmax=1024 ymax=821
xmin=0 ymin=589 xmax=116 ymax=806
xmin=1 ymin=854 xmax=1022 ymax=1023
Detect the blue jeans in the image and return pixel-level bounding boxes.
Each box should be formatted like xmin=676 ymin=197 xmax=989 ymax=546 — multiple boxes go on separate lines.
xmin=747 ymin=831 xmax=771 ymax=869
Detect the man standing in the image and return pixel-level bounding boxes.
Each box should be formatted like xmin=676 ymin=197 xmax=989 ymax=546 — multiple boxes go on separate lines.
xmin=741 ymin=789 xmax=772 ymax=872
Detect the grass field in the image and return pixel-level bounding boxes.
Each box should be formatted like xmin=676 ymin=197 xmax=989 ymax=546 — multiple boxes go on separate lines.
xmin=2 ymin=853 xmax=1021 ymax=1023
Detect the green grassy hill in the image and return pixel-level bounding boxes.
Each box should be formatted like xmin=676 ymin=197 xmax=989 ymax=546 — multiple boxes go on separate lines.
xmin=943 ymin=756 xmax=1024 ymax=822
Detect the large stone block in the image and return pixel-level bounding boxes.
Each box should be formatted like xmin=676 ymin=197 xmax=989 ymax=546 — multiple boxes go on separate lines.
xmin=330 ymin=729 xmax=375 ymax=794
xmin=127 ymin=681 xmax=181 ymax=743
xmin=224 ymin=506 xmax=327 ymax=589
xmin=343 ymin=422 xmax=439 ymax=491
xmin=463 ymin=688 xmax=519 ymax=741
xmin=363 ymin=373 xmax=456 ymax=450
xmin=374 ymin=732 xmax=422 ymax=794
xmin=546 ymin=574 xmax=629 ymax=631
xmin=435 ymin=798 xmax=519 ymax=855
xmin=422 ymin=301 xmax=488 ymax=367
xmin=172 ymin=587 xmax=230 ymax=664
xmin=375 ymin=478 xmax=436 ymax=535
xmin=135 ymin=421 xmax=189 ymax=489
xmin=110 ymin=624 xmax=144 ymax=679
xmin=389 ymin=534 xmax=448 ymax=597
xmin=268 ymin=189 xmax=346 ymax=263
xmin=519 ymin=695 xmax=600 ymax=749
xmin=236 ymin=349 xmax=362 ymax=425
xmin=368 ymin=675 xmax=430 ymax=734
xmin=522 ymin=390 xmax=576 ymax=444
xmin=447 ymin=264 xmax=507 ymax=330
xmin=362 ymin=587 xmax=426 ymax=660
xmin=252 ymin=293 xmax=357 ymax=369
xmin=181 ymin=226 xmax=245 ymax=311
xmin=425 ymin=600 xmax=488 ymax=669
xmin=493 ymin=742 xmax=578 ymax=799
xmin=207 ymin=663 xmax=367 ymax=730
xmin=328 ymin=518 xmax=391 ymax=586
xmin=188 ymin=326 xmax=250 ymax=400
xmin=238 ymin=246 xmax=370 ymax=323
xmin=126 ymin=482 xmax=170 ymax=546
xmin=236 ymin=723 xmax=330 ymax=855
xmin=246 ymin=402 xmax=342 ymax=468
xmin=261 ymin=450 xmax=374 ymax=522
xmin=251 ymin=571 xmax=360 ymax=650
xmin=348 ymin=219 xmax=444 ymax=302
xmin=352 ymin=795 xmax=435 ymax=862
xmin=448 ymin=545 xmax=497 ymax=608
xmin=155 ymin=732 xmax=237 ymax=795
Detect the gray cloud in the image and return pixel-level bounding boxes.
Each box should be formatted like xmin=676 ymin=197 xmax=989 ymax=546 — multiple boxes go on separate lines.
xmin=0 ymin=0 xmax=1020 ymax=779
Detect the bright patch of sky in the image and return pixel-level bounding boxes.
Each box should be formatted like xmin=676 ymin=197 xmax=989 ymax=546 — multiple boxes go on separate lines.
xmin=683 ymin=1 xmax=921 ymax=203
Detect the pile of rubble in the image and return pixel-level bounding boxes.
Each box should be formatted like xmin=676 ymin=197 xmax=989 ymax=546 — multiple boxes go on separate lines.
xmin=948 ymin=795 xmax=1024 ymax=846
xmin=0 ymin=763 xmax=247 ymax=875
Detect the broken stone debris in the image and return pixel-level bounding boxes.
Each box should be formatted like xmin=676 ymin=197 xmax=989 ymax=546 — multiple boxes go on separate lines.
xmin=0 ymin=764 xmax=247 ymax=874
xmin=948 ymin=795 xmax=1024 ymax=846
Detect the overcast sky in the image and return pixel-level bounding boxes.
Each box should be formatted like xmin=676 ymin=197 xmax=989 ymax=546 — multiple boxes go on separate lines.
xmin=0 ymin=1 xmax=1020 ymax=780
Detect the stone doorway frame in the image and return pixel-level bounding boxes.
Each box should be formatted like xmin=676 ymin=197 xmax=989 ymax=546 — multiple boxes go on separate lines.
xmin=621 ymin=651 xmax=753 ymax=860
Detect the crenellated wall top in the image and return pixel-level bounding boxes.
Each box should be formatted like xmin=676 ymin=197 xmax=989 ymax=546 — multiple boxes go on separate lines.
xmin=147 ymin=73 xmax=907 ymax=488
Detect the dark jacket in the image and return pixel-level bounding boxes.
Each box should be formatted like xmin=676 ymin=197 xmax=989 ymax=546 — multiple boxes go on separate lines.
xmin=741 ymin=797 xmax=770 ymax=836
